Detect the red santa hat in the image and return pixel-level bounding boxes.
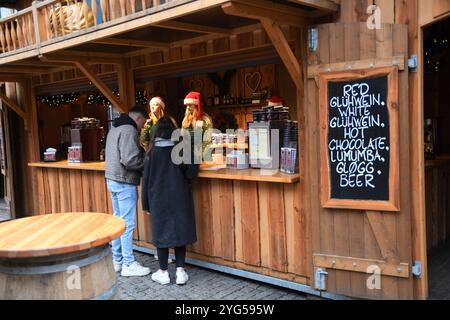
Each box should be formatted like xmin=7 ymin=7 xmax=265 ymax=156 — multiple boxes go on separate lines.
xmin=184 ymin=91 xmax=202 ymax=119
xmin=150 ymin=96 xmax=165 ymax=109
xmin=267 ymin=96 xmax=285 ymax=107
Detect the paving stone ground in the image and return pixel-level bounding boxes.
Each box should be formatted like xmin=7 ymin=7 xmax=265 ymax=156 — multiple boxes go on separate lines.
xmin=117 ymin=252 xmax=308 ymax=300
xmin=0 ymin=199 xmax=10 ymax=222
xmin=428 ymin=240 xmax=450 ymax=300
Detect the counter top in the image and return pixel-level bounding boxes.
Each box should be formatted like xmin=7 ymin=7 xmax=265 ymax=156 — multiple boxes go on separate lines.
xmin=29 ymin=160 xmax=106 ymax=171
xmin=198 ymin=168 xmax=300 ymax=183
xmin=0 ymin=213 xmax=125 ymax=258
xmin=29 ymin=161 xmax=300 ymax=184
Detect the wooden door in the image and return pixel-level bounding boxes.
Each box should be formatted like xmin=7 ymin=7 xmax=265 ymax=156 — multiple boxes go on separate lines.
xmin=307 ymin=23 xmax=415 ymax=299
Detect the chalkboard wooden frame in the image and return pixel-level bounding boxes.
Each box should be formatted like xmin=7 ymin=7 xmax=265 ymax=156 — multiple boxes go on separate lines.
xmin=319 ymin=66 xmax=400 ymax=212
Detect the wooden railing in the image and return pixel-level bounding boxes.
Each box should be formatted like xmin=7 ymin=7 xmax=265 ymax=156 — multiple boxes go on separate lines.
xmin=0 ymin=8 xmax=35 ymax=54
xmin=0 ymin=0 xmax=180 ymax=55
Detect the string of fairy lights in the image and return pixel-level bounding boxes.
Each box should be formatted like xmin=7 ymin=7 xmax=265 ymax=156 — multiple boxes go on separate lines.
xmin=425 ymin=35 xmax=449 ymax=73
xmin=37 ymin=90 xmax=149 ymax=108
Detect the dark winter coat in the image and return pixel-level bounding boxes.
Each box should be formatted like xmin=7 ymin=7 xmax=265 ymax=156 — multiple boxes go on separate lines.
xmin=141 ymin=138 xmax=199 ymax=248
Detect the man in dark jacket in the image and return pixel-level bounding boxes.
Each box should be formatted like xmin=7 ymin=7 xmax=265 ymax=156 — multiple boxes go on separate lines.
xmin=105 ymin=106 xmax=150 ymax=277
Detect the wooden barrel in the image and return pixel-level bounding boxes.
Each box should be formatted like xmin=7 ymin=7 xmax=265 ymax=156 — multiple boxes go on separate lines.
xmin=0 ymin=244 xmax=118 ymax=300
xmin=0 ymin=213 xmax=125 ymax=300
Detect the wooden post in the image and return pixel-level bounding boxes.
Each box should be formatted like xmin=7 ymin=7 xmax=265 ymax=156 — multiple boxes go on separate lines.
xmin=0 ymin=92 xmax=28 ymax=124
xmin=31 ymin=1 xmax=42 ymax=54
xmin=118 ymin=58 xmax=136 ymax=111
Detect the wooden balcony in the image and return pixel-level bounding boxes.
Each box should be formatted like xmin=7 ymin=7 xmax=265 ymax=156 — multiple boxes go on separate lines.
xmin=0 ymin=0 xmax=233 ymax=63
xmin=0 ymin=0 xmax=338 ymax=66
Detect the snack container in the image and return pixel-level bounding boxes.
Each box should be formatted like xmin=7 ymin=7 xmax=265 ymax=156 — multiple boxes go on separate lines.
xmin=286 ymin=148 xmax=292 ymax=173
xmin=43 ymin=151 xmax=56 ymax=162
xmin=280 ymin=148 xmax=287 ymax=173
xmin=289 ymin=148 xmax=298 ymax=174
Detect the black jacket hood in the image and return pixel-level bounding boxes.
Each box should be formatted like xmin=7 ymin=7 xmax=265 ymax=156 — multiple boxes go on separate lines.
xmin=113 ymin=114 xmax=137 ymax=130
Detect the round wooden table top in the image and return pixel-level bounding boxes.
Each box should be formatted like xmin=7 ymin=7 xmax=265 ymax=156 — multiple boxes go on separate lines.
xmin=0 ymin=213 xmax=125 ymax=258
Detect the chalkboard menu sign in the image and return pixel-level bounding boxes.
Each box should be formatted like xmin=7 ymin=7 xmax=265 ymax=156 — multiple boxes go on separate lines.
xmin=319 ymin=67 xmax=400 ymax=212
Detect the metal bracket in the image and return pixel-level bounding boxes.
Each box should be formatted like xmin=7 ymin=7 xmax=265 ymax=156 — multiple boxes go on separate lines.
xmin=408 ymin=55 xmax=418 ymax=72
xmin=315 ymin=268 xmax=328 ymax=291
xmin=308 ymin=27 xmax=318 ymax=52
xmin=412 ymin=260 xmax=422 ymax=278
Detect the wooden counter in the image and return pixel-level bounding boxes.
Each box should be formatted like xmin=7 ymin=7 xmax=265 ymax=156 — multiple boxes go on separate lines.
xmin=28 ymin=160 xmax=106 ymax=171
xmin=28 ymin=161 xmax=300 ymax=183
xmin=27 ymin=160 xmax=308 ymax=287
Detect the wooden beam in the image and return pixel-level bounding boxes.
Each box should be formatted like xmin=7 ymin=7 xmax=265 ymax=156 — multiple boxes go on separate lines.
xmin=6 ymin=60 xmax=75 ymax=68
xmin=313 ymin=254 xmax=410 ymax=278
xmin=260 ymin=18 xmax=303 ymax=89
xmin=168 ymin=23 xmax=262 ymax=49
xmin=307 ymin=55 xmax=406 ymax=78
xmin=433 ymin=0 xmax=450 ymax=18
xmin=222 ymin=0 xmax=311 ymax=27
xmin=0 ymin=66 xmax=53 ymax=74
xmin=92 ymin=38 xmax=170 ymax=48
xmin=0 ymin=91 xmax=27 ymax=121
xmin=287 ymin=0 xmax=339 ymax=12
xmin=0 ymin=73 xmax=29 ymax=82
xmin=41 ymin=52 xmax=123 ymax=65
xmin=74 ymin=61 xmax=126 ymax=113
xmin=154 ymin=21 xmax=232 ymax=35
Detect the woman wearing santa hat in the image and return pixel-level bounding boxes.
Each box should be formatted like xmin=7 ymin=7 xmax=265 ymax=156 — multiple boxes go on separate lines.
xmin=267 ymin=96 xmax=285 ymax=108
xmin=140 ymin=96 xmax=178 ymax=152
xmin=181 ymin=91 xmax=214 ymax=161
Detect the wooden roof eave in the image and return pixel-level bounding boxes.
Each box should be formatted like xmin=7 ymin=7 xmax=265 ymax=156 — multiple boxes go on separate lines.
xmin=0 ymin=0 xmax=232 ymax=66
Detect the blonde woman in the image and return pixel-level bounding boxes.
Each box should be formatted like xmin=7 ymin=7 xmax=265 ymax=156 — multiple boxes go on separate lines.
xmin=182 ymin=92 xmax=214 ymax=161
xmin=140 ymin=97 xmax=178 ymax=152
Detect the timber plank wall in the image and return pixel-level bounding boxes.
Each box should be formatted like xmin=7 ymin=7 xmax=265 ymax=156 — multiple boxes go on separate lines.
xmin=33 ymin=167 xmax=309 ymax=285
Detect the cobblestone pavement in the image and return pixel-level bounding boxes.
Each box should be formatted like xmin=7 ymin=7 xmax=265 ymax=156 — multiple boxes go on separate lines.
xmin=0 ymin=213 xmax=9 ymax=222
xmin=117 ymin=253 xmax=308 ymax=300
xmin=0 ymin=199 xmax=10 ymax=222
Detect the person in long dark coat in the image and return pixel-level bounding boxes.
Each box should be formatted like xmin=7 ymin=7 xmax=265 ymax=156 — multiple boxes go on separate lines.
xmin=142 ymin=116 xmax=199 ymax=285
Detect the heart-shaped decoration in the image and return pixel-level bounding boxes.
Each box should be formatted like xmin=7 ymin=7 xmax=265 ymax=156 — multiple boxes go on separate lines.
xmin=245 ymin=72 xmax=262 ymax=93
xmin=189 ymin=79 xmax=204 ymax=93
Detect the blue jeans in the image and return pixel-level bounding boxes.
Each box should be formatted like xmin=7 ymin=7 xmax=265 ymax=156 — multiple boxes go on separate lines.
xmin=106 ymin=179 xmax=137 ymax=266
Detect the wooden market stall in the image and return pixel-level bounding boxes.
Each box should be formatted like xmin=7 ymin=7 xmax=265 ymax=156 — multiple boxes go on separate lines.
xmin=0 ymin=0 xmax=449 ymax=300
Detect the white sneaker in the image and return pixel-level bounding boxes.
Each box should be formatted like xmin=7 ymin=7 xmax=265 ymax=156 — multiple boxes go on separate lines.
xmin=113 ymin=261 xmax=122 ymax=273
xmin=121 ymin=261 xmax=151 ymax=277
xmin=151 ymin=270 xmax=170 ymax=285
xmin=176 ymin=268 xmax=189 ymax=285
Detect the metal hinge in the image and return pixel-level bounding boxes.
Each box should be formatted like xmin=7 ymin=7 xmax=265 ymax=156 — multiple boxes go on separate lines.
xmin=408 ymin=55 xmax=418 ymax=72
xmin=412 ymin=261 xmax=422 ymax=278
xmin=315 ymin=268 xmax=328 ymax=291
xmin=308 ymin=28 xmax=318 ymax=52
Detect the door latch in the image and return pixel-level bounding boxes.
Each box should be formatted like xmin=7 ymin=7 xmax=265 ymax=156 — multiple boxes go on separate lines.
xmin=315 ymin=268 xmax=328 ymax=291
xmin=412 ymin=261 xmax=422 ymax=278
xmin=408 ymin=55 xmax=418 ymax=72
